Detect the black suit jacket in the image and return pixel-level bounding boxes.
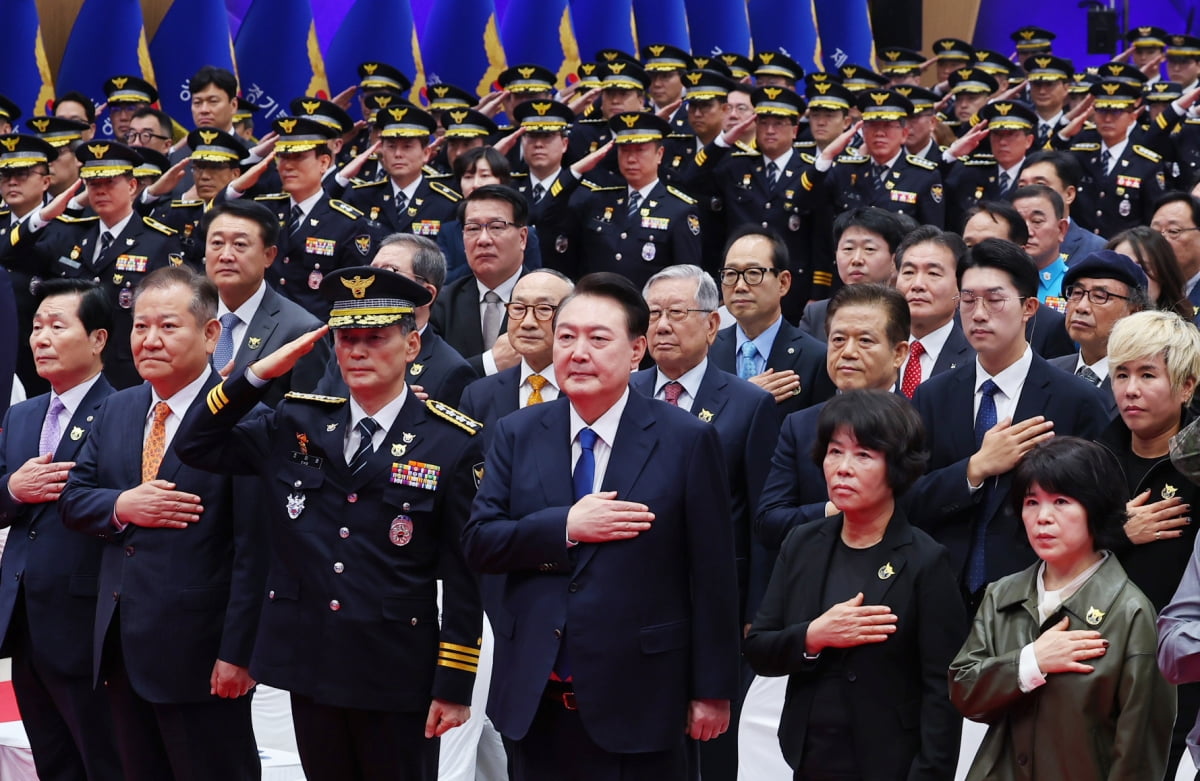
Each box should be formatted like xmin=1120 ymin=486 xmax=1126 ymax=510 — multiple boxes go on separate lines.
xmin=931 ymin=320 xmax=975 ymax=377
xmin=911 ymin=355 xmax=1110 ymax=594
xmin=230 ymin=284 xmax=330 ymax=407
xmin=458 ymin=364 xmax=522 ymax=445
xmin=58 ymin=372 xmax=269 ymax=702
xmin=1027 ymin=305 xmax=1075 ymax=360
xmin=630 ymin=363 xmax=778 ymax=621
xmin=710 ymin=320 xmax=835 ymax=421
xmin=431 ymin=272 xmax=526 ymax=376
xmin=0 ymin=377 xmax=115 ymax=677
xmin=1048 ymin=353 xmax=1117 ymax=417
xmin=744 ymin=512 xmax=965 ymax=779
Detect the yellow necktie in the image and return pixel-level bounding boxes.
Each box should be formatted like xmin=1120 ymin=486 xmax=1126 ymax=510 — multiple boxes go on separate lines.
xmin=142 ymin=401 xmax=172 ymax=483
xmin=527 ymin=374 xmax=548 ymax=406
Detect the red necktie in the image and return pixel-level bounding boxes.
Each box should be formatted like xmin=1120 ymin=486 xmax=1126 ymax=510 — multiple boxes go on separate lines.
xmin=900 ymin=341 xmax=925 ymax=399
xmin=663 ymin=381 xmax=683 ymax=406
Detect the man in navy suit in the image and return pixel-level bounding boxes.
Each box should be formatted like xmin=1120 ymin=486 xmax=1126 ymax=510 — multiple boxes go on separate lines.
xmin=59 ymin=267 xmax=266 ymax=781
xmin=459 ymin=269 xmax=574 ymax=439
xmin=708 ymin=226 xmax=834 ymax=422
xmin=463 ymin=273 xmax=741 ymax=780
xmin=1017 ymin=151 xmax=1106 ymax=265
xmin=911 ymin=239 xmax=1110 ymax=609
xmin=0 ymin=279 xmax=122 ymax=780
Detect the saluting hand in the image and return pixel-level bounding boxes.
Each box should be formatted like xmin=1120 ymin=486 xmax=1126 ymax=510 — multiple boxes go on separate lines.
xmin=339 ymin=141 xmax=381 ymax=183
xmin=818 ymin=120 xmax=864 ymax=164
xmin=804 ymin=592 xmax=897 ymax=655
xmin=229 ymin=150 xmax=276 ymax=195
xmin=37 ymin=179 xmax=84 ymax=224
xmin=566 ymin=491 xmax=655 ymax=543
xmin=1033 ymin=616 xmax=1107 ymax=674
xmin=719 ymin=112 xmax=757 ymax=148
xmin=146 ymin=158 xmax=191 ymax=199
xmin=249 ymin=325 xmax=330 ymax=382
xmin=8 ymin=453 xmax=74 ymax=504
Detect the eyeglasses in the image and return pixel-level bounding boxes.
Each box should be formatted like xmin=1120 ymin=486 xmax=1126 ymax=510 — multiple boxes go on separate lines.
xmin=1064 ymin=285 xmax=1130 ymax=305
xmin=957 ymin=291 xmax=1028 ymax=313
xmin=719 ymin=267 xmax=778 ymax=286
xmin=463 ymin=220 xmax=518 ymax=237
xmin=505 ymin=302 xmax=557 ymax=321
xmin=648 ymin=308 xmax=713 ymax=322
xmin=124 ymin=129 xmax=169 ymax=143
xmin=1156 ymin=226 xmax=1200 ymax=240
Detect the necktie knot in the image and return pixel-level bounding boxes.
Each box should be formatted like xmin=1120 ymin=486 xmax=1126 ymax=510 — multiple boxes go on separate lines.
xmin=662 ymin=381 xmax=683 ymax=406
xmin=900 ymin=340 xmax=925 ymax=399
xmin=357 ymin=416 xmax=381 ymax=440
xmin=737 ymin=341 xmax=759 ymax=380
xmin=349 ymin=416 xmax=381 ymax=473
xmin=100 ymin=230 xmax=114 ymax=250
xmin=152 ymin=401 xmax=172 ymax=426
xmin=980 ymin=379 xmax=999 ymax=398
xmin=766 ymin=161 xmax=779 ymax=187
xmin=909 ymin=340 xmax=925 ymax=359
xmin=47 ymin=396 xmax=66 ymax=417
xmin=213 ymin=312 xmax=242 ymax=370
xmin=1099 ymin=149 xmax=1112 ymax=173
xmin=1076 ymin=365 xmax=1102 ymax=387
xmin=531 ymin=183 xmax=545 ymax=202
xmin=289 ymin=205 xmax=304 ymax=237
xmin=526 ymin=374 xmax=548 ymax=406
xmin=394 ymin=190 xmax=409 ymax=213
xmin=998 ymin=170 xmax=1011 ymax=191
xmin=578 ymin=427 xmax=597 ymax=452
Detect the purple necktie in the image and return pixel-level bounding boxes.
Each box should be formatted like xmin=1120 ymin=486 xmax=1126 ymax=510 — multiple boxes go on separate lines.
xmin=38 ymin=397 xmax=65 ymax=456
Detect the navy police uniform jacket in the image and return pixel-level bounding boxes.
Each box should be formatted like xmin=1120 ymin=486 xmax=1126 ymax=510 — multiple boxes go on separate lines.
xmin=343 ymin=176 xmax=461 ymax=238
xmin=812 ymin=152 xmax=946 ymax=229
xmin=1067 ymin=135 xmax=1168 ymax=238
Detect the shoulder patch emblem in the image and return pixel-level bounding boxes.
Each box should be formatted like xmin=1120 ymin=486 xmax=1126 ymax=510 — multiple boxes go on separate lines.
xmin=143 ymin=216 xmax=178 ymax=236
xmin=905 ymin=154 xmax=937 ymax=170
xmin=666 ymin=185 xmax=697 ymax=205
xmin=1132 ymin=144 xmax=1162 ymax=163
xmin=283 ymin=391 xmax=348 ymax=405
xmin=426 ymin=399 xmax=482 ymax=435
xmin=329 ymin=199 xmax=364 ymax=220
xmin=428 ymin=180 xmax=463 ymax=202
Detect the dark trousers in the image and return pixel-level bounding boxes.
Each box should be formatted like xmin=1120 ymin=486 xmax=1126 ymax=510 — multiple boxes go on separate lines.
xmin=9 ymin=599 xmax=123 ymax=780
xmin=102 ymin=623 xmax=260 ymax=781
xmin=290 ymin=692 xmax=438 ymax=781
xmin=511 ymin=684 xmax=688 ymax=781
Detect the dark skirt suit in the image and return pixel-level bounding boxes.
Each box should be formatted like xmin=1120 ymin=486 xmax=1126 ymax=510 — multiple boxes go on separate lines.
xmin=743 ymin=511 xmax=966 ymax=780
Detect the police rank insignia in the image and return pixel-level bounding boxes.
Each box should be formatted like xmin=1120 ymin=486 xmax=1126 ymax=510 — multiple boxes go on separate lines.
xmin=1085 ymin=606 xmax=1105 ymax=626
xmin=391 ymin=460 xmax=441 ymax=490
xmin=473 ymin=463 xmax=485 ymax=488
xmin=69 ymin=426 xmax=84 ymax=441
xmin=286 ymin=492 xmax=306 ymax=519
xmin=389 ymin=515 xmax=414 ymax=546
xmin=1163 ymin=484 xmax=1178 ymax=499
xmin=402 ymin=432 xmax=415 ymax=444
xmin=878 ymin=562 xmax=895 ymax=580
xmin=698 ymin=409 xmax=714 ymax=423
xmin=391 ymin=443 xmax=407 ymax=457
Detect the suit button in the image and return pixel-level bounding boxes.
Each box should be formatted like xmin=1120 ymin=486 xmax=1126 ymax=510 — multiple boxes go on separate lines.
xmin=27 ymin=530 xmax=36 ymax=540
xmin=268 ymin=590 xmax=276 ymax=600
xmin=124 ymin=546 xmax=135 ymax=557
xmin=280 ymin=278 xmax=287 ymax=284
xmin=339 ymin=527 xmax=350 ymax=539
xmin=568 ymin=582 xmax=579 ymax=593
xmin=615 ymin=253 xmax=622 ymax=261
xmin=411 ymin=617 xmax=419 ymax=626
xmin=1017 ymin=754 xmax=1028 ymax=767
xmin=329 ymin=600 xmax=341 ymax=611
xmin=764 ymin=202 xmax=772 ymax=209
xmin=282 ymin=257 xmax=290 ymax=263
xmin=294 ymin=480 xmax=302 ymax=488
xmin=846 ymin=671 xmax=857 ymax=682
xmin=554 ymin=629 xmax=562 ymax=638
xmin=347 ymin=493 xmax=357 ymax=503
xmin=333 ymin=562 xmax=344 ymax=574
xmin=761 ymin=221 xmax=769 ymax=228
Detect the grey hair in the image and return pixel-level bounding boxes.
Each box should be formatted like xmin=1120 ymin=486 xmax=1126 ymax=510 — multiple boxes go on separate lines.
xmin=643 ymin=264 xmax=720 ymax=311
xmin=377 ymin=233 xmax=447 ymax=290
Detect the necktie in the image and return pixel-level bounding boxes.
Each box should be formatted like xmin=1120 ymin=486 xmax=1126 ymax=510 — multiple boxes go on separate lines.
xmin=997 ymin=170 xmax=1010 ymax=194
xmin=1099 ymin=149 xmax=1112 ymax=175
xmin=870 ymin=163 xmax=886 ymax=192
xmin=765 ymin=161 xmax=779 ymax=189
xmin=900 ymin=341 xmax=925 ymax=399
xmin=348 ymin=417 xmax=381 ymax=474
xmin=38 ymin=397 xmax=66 ymax=457
xmin=142 ymin=402 xmax=172 ymax=483
xmin=737 ymin=341 xmax=759 ymax=380
xmin=662 ymin=381 xmax=683 ymax=406
xmin=1036 ymin=124 xmax=1049 ymax=147
xmin=289 ymin=205 xmax=304 ymax=238
xmin=482 ymin=290 xmax=503 ymax=342
xmin=966 ymin=380 xmax=1001 ymax=593
xmin=394 ymin=190 xmax=409 ymax=223
xmin=1076 ymin=365 xmax=1102 ymax=387
xmin=573 ymin=428 xmax=597 ymax=501
xmin=526 ymin=374 xmax=547 ymax=406
xmin=212 ymin=312 xmax=241 ymax=371
xmin=95 ymin=230 xmax=114 ymax=263
xmin=626 ymin=191 xmax=642 ymax=219
xmin=531 ymin=183 xmax=545 ymax=203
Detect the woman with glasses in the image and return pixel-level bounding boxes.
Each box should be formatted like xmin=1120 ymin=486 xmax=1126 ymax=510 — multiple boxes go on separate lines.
xmin=438 ymin=146 xmax=542 ymax=284
xmin=1107 ymin=226 xmax=1194 ymax=321
xmin=1096 ymin=309 xmax=1200 ymax=775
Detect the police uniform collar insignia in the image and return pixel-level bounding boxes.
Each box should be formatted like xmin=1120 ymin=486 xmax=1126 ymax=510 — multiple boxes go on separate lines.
xmin=402 ymin=432 xmax=416 ymax=444
xmin=391 ymin=442 xmax=407 ymax=457
xmin=69 ymin=426 xmax=84 ymax=441
xmin=473 ymin=462 xmax=485 ymax=488
xmin=1085 ymin=606 xmax=1105 ymax=625
xmin=878 ymin=562 xmax=895 ymax=579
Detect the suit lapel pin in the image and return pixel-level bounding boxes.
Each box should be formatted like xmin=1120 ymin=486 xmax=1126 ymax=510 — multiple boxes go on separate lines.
xmin=1085 ymin=606 xmax=1105 ymax=626
xmin=787 ymin=347 xmax=795 ymax=354
xmin=392 ymin=443 xmax=407 ymax=457
xmin=878 ymin=562 xmax=895 ymax=580
xmin=950 ymin=362 xmax=958 ymax=369
xmin=410 ymin=363 xmax=424 ymax=376
xmin=69 ymin=426 xmax=84 ymax=441
xmin=86 ymin=415 xmax=94 ymax=422
xmin=1162 ymin=484 xmax=1178 ymax=499
xmin=698 ymin=409 xmax=714 ymax=423
xmin=247 ymin=337 xmax=262 ymax=350
xmin=403 ymin=432 xmax=416 ymax=444
xmin=310 ymin=218 xmax=319 ymax=226
xmin=125 ymin=237 xmax=135 ymax=246
xmin=326 ymin=422 xmax=338 ymax=432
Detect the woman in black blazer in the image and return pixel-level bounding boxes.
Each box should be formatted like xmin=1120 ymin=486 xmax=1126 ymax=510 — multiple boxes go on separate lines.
xmin=744 ymin=390 xmax=966 ymax=780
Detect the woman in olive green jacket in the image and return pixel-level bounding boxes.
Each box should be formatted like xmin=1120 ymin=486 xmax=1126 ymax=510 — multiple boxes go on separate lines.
xmin=949 ymin=437 xmax=1176 ymax=780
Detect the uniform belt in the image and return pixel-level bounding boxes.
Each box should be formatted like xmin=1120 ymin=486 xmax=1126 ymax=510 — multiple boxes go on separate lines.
xmin=543 ymin=680 xmax=577 ymax=711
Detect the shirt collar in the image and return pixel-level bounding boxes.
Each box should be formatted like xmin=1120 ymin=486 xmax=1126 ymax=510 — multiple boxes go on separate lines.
xmin=974 ymin=345 xmax=1033 ymax=399
xmin=529 ymin=168 xmax=561 ymax=192
xmin=520 ymin=358 xmax=558 ymax=390
xmin=765 ymin=147 xmax=794 ymax=170
xmin=348 ymin=385 xmax=409 ymax=437
xmin=217 ymin=280 xmax=267 ymax=323
xmin=999 ymin=160 xmax=1024 ymax=181
xmin=475 ymin=268 xmax=523 ymax=304
xmin=1038 ymin=111 xmax=1063 ymax=130
xmin=569 ymin=387 xmax=630 ymax=449
xmin=1101 ymin=136 xmax=1130 ymax=160
xmin=99 ymin=211 xmax=135 ymax=240
xmin=150 ymin=366 xmax=213 ymax=420
xmin=735 ymin=315 xmax=783 ymax=359
xmin=290 ymin=189 xmax=324 ymax=219
xmin=654 ymin=357 xmax=708 ymax=400
xmin=54 ymin=372 xmax=102 ymax=418
xmin=877 ymin=150 xmax=903 ymax=170
xmin=394 ymin=175 xmax=423 ymax=204
xmin=629 ymin=179 xmax=659 ymax=203
xmin=910 ymin=317 xmax=955 ymax=361
xmin=1075 ymin=352 xmax=1109 ymax=382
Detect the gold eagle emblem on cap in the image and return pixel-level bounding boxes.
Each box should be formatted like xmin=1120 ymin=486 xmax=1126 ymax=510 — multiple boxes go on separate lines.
xmin=1035 ymin=57 xmax=1053 ymax=68
xmin=30 ymin=118 xmax=49 ymax=132
xmin=619 ymin=113 xmax=639 ymax=128
xmin=340 ymin=274 xmax=375 ymax=299
xmin=198 ymin=130 xmax=218 ymax=145
xmin=580 ymin=63 xmax=597 ymax=75
xmin=431 ymin=85 xmax=448 ymax=97
xmin=388 ymin=107 xmax=409 ymax=122
xmin=939 ymin=40 xmax=954 ymax=50
xmin=884 ymin=50 xmax=901 ymax=61
xmin=375 ymin=95 xmax=392 ymax=107
xmin=995 ymin=102 xmax=1013 ymax=115
xmin=0 ymin=137 xmax=18 ymax=152
xmin=956 ymin=68 xmax=974 ymax=79
xmin=86 ymin=144 xmax=109 ymax=158
xmin=518 ymin=66 xmax=536 ymax=78
xmin=1101 ymin=83 xmax=1120 ymax=95
xmin=694 ymin=57 xmax=710 ymax=68
xmin=449 ymin=110 xmax=468 ymax=124
xmin=362 ymin=63 xmax=379 ymax=74
xmin=649 ymin=45 xmax=665 ymax=56
xmin=1020 ymin=29 xmax=1036 ymax=40
xmin=686 ymin=72 xmax=702 ymax=85
xmin=762 ymin=87 xmax=783 ymax=99
xmin=1105 ymin=64 xmax=1123 ymax=75
xmin=843 ymin=66 xmax=859 ymax=77
xmin=1174 ymin=35 xmax=1187 ymax=45
xmin=602 ymin=51 xmax=619 ymax=61
xmin=609 ymin=62 xmax=627 ymax=74
xmin=814 ymin=83 xmax=832 ymax=94
xmin=870 ymin=91 xmax=890 ymax=105
xmin=758 ymin=52 xmax=775 ymax=64
xmin=894 ymin=86 xmax=912 ymax=96
xmin=301 ymin=100 xmax=321 ymax=115
xmin=111 ymin=76 xmax=128 ymax=89
xmin=1138 ymin=26 xmax=1152 ymax=35
xmin=531 ymin=101 xmax=551 ymax=116
xmin=1154 ymin=83 xmax=1170 ymax=93
xmin=1085 ymin=606 xmax=1105 ymax=625
xmin=277 ymin=118 xmax=297 ymax=133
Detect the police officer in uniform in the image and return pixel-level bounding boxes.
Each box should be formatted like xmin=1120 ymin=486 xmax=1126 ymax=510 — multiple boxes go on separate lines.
xmin=508 ymin=100 xmax=584 ymax=274
xmin=344 ymin=103 xmax=462 ymax=238
xmin=569 ymin=112 xmax=702 ymax=290
xmin=641 ymin=44 xmax=693 ymax=133
xmin=0 ymin=142 xmax=182 ymax=388
xmin=753 ymin=50 xmax=804 ymax=90
xmin=566 ymin=60 xmax=651 ymax=181
xmin=176 ymin=266 xmax=483 ymax=781
xmin=943 ymin=100 xmax=1038 ymax=231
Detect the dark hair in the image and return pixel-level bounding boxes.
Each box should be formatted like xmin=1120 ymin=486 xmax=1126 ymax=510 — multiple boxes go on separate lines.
xmin=722 ymin=224 xmax=789 ymax=271
xmin=35 ymin=278 xmax=112 ymax=335
xmin=1010 ymin=437 xmax=1129 ymax=551
xmin=459 ymin=183 xmax=528 ymax=226
xmin=812 ymin=389 xmax=928 ymax=495
xmin=130 ymin=107 xmax=173 ymax=138
xmin=55 ymin=91 xmax=96 ymax=123
xmin=964 ymin=200 xmax=1029 ymax=245
xmin=1011 ymin=183 xmax=1065 ymax=221
xmin=1107 ymin=226 xmax=1192 ymax=320
xmin=1153 ymin=191 xmax=1200 ymax=229
xmin=832 ymin=207 xmax=907 ymax=253
xmin=1021 ymin=150 xmax=1083 ymax=190
xmin=558 ymin=272 xmax=650 ymax=339
xmin=188 ymin=66 xmax=238 ymax=100
xmin=134 ymin=266 xmax=218 ymax=325
xmin=200 ymin=199 xmax=280 ymax=249
xmin=452 ymin=146 xmax=512 ymax=185
xmin=729 ymin=84 xmax=754 ymax=100
xmin=826 ymin=283 xmax=910 ymax=347
xmin=895 ymin=224 xmax=968 ymax=275
xmin=959 ymin=238 xmax=1039 ymax=299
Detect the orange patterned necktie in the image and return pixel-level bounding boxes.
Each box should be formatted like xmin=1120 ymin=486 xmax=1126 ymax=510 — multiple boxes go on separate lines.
xmin=142 ymin=401 xmax=172 ymax=483
xmin=527 ymin=374 xmax=548 ymax=406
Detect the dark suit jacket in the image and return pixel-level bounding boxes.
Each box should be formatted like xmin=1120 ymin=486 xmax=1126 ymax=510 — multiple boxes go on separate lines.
xmin=743 ymin=512 xmax=966 ymax=779
xmin=931 ymin=320 xmax=975 ymax=377
xmin=431 ymin=271 xmax=526 ymax=376
xmin=797 ymin=298 xmax=830 ymax=341
xmin=911 ymin=355 xmax=1110 ymax=593
xmin=458 ymin=364 xmax=521 ymax=445
xmin=58 ymin=372 xmax=269 ymax=702
xmin=1048 ymin=353 xmax=1117 ymax=417
xmin=630 ymin=363 xmax=778 ymax=621
xmin=230 ymin=284 xmax=330 ymax=407
xmin=709 ymin=320 xmax=835 ymax=421
xmin=1061 ymin=218 xmax=1107 ymax=265
xmin=1027 ymin=305 xmax=1075 ymax=360
xmin=463 ymin=392 xmax=741 ymax=752
xmin=0 ymin=378 xmax=114 ymax=677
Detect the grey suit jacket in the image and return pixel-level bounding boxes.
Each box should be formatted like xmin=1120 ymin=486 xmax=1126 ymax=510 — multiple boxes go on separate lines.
xmin=229 ymin=285 xmax=330 ymax=407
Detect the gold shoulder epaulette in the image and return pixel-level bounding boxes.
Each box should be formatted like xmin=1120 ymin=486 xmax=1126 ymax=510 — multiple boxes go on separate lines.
xmin=422 ymin=165 xmax=451 ymax=177
xmin=426 ymin=399 xmax=482 ymax=435
xmin=734 ymin=141 xmax=758 ymax=154
xmin=582 ymin=180 xmax=622 ymax=192
xmin=428 ymin=180 xmax=462 ymax=202
xmin=254 ymin=192 xmax=290 ymax=201
xmin=799 ymin=152 xmax=816 ymax=165
xmin=837 ymin=154 xmax=868 ymax=164
xmin=351 ymin=178 xmax=386 ymax=189
xmin=666 ymin=185 xmax=697 ymax=205
xmin=143 ymin=216 xmax=177 ymax=236
xmin=171 ymin=199 xmax=203 ymax=208
xmin=1133 ymin=144 xmax=1162 ymax=163
xmin=905 ymin=154 xmax=937 ymax=170
xmin=329 ymin=199 xmax=364 ymax=219
xmin=284 ymin=391 xmax=348 ymax=405
xmin=1070 ymin=142 xmax=1100 ymax=152
xmin=56 ymin=214 xmax=99 ymax=224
